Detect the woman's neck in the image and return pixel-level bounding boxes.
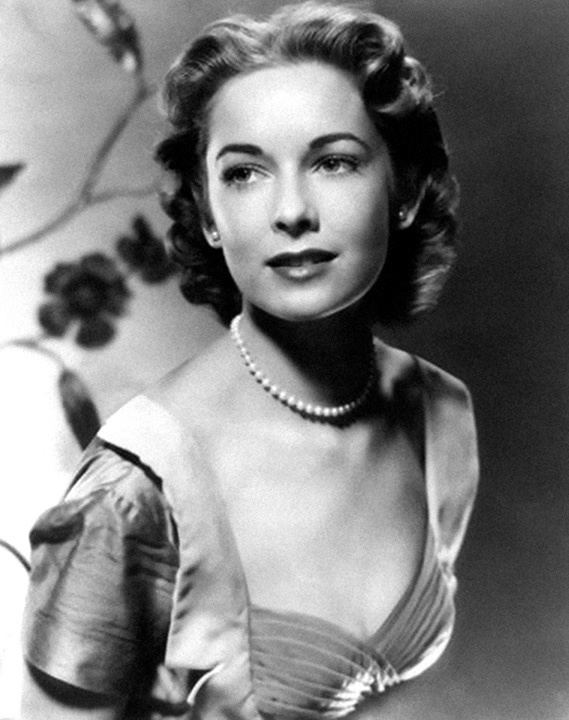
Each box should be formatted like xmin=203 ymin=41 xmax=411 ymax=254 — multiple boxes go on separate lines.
xmin=236 ymin=306 xmax=377 ymax=408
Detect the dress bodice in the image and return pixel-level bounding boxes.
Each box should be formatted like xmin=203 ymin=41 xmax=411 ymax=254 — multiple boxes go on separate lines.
xmin=23 ymin=347 xmax=478 ymax=720
xmin=248 ymin=520 xmax=453 ymax=718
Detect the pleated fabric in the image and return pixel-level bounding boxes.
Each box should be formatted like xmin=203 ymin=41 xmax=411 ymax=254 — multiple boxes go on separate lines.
xmin=248 ymin=526 xmax=454 ymax=719
xmin=250 ymin=607 xmax=400 ymax=719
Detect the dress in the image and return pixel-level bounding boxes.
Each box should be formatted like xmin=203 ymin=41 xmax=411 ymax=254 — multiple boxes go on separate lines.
xmin=22 ymin=347 xmax=479 ymax=720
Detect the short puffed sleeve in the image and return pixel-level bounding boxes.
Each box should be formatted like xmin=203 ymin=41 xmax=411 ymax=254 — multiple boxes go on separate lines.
xmin=22 ymin=440 xmax=179 ymax=699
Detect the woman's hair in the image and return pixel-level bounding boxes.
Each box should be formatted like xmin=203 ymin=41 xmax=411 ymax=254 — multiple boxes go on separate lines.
xmin=155 ymin=1 xmax=459 ymax=326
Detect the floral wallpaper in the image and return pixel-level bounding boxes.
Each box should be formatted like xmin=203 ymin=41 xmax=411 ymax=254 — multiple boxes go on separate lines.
xmin=0 ymin=2 xmax=251 ymax=712
xmin=1 ymin=1 xmax=568 ymax=719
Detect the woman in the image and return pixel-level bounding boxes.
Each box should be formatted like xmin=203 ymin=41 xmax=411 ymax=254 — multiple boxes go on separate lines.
xmin=21 ymin=3 xmax=478 ymax=719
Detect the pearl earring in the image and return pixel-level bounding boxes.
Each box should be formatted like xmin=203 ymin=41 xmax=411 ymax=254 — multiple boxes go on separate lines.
xmin=210 ymin=229 xmax=220 ymax=244
xmin=398 ymin=208 xmax=407 ymax=222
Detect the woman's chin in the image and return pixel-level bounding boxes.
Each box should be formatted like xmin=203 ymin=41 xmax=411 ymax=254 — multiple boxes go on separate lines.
xmin=244 ymin=291 xmax=372 ymax=325
xmin=244 ymin=304 xmax=368 ymax=330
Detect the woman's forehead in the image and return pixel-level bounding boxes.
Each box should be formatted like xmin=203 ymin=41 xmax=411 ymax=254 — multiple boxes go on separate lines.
xmin=205 ymin=62 xmax=381 ymax=156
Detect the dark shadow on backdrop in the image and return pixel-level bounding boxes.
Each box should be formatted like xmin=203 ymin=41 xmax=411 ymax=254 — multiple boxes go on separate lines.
xmin=374 ymin=1 xmax=568 ymax=718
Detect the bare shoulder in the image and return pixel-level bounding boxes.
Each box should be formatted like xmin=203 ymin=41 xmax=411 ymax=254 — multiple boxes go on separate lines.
xmin=374 ymin=339 xmax=417 ymax=398
xmin=375 ymin=339 xmax=472 ymax=406
xmin=145 ymin=333 xmax=243 ymax=430
xmin=414 ymin=355 xmax=472 ymax=403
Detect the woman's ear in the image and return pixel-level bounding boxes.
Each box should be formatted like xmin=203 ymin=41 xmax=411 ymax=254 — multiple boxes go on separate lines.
xmin=203 ymin=225 xmax=222 ymax=248
xmin=397 ymin=182 xmax=427 ymax=230
xmin=199 ymin=200 xmax=221 ymax=248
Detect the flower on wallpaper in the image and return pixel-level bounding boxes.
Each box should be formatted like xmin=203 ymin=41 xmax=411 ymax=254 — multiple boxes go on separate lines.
xmin=38 ymin=252 xmax=130 ymax=348
xmin=116 ymin=214 xmax=177 ymax=283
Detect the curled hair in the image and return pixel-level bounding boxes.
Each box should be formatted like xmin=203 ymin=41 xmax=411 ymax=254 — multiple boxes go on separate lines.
xmin=155 ymin=2 xmax=459 ymax=326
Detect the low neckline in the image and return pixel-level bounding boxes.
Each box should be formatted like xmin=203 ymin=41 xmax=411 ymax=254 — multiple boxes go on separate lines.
xmin=217 ymin=355 xmax=438 ymax=648
xmin=88 ymin=347 xmax=475 ymax=719
xmin=250 ymin=522 xmax=436 ymax=649
xmin=99 ymin=351 xmax=440 ymax=651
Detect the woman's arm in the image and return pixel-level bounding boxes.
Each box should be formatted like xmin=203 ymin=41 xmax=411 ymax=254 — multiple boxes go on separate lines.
xmin=21 ymin=663 xmax=127 ymax=720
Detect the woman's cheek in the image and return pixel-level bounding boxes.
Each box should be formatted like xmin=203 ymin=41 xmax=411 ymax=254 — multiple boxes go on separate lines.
xmin=219 ymin=192 xmax=270 ymax=241
xmin=221 ymin=242 xmax=259 ymax=294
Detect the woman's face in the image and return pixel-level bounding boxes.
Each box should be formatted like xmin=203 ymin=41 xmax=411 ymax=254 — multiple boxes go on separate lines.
xmin=203 ymin=61 xmax=393 ymax=322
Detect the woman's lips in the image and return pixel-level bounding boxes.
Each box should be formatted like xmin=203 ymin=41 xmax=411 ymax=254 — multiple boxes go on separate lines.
xmin=266 ymin=249 xmax=337 ymax=280
xmin=266 ymin=249 xmax=337 ymax=268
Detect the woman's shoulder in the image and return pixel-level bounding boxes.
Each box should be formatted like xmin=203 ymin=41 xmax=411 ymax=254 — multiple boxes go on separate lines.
xmin=144 ymin=332 xmax=242 ymax=429
xmin=95 ymin=334 xmax=233 ymax=462
xmin=31 ymin=438 xmax=175 ymax=553
xmin=90 ymin=339 xmax=238 ymax=508
xmin=376 ymin=340 xmax=478 ymax=564
xmin=375 ymin=338 xmax=472 ymax=404
xmin=377 ymin=342 xmax=472 ymax=416
xmin=376 ymin=341 xmax=477 ymax=474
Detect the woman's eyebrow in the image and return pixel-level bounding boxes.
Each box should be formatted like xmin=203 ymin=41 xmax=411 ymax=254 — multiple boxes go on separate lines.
xmin=309 ymin=133 xmax=371 ymax=152
xmin=215 ymin=133 xmax=371 ymax=161
xmin=215 ymin=143 xmax=262 ymax=160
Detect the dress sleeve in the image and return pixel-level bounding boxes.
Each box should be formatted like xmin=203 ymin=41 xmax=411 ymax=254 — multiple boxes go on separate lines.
xmin=418 ymin=359 xmax=480 ymax=572
xmin=22 ymin=440 xmax=179 ymax=698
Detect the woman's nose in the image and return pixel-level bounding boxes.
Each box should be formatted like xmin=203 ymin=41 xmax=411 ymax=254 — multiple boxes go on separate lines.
xmin=271 ymin=176 xmax=319 ymax=238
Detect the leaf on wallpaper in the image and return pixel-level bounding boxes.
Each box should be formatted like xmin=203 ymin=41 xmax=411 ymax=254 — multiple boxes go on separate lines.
xmin=58 ymin=368 xmax=101 ymax=450
xmin=0 ymin=164 xmax=24 ymax=193
xmin=116 ymin=215 xmax=178 ymax=283
xmin=71 ymin=0 xmax=143 ymax=74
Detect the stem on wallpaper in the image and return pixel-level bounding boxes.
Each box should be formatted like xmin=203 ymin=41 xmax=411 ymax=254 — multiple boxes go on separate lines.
xmin=0 ymin=75 xmax=157 ymax=258
xmin=0 ymin=335 xmax=63 ymax=366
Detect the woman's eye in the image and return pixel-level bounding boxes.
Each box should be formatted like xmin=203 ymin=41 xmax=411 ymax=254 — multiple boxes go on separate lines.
xmin=316 ymin=155 xmax=360 ymax=175
xmin=222 ymin=166 xmax=261 ymax=186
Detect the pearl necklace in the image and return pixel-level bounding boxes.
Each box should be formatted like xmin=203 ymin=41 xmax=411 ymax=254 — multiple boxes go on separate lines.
xmin=230 ymin=314 xmax=377 ymax=422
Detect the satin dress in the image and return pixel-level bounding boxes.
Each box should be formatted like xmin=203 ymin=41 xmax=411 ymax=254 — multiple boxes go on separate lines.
xmin=23 ymin=347 xmax=478 ymax=719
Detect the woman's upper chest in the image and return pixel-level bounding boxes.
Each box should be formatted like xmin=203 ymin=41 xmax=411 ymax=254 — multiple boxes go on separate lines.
xmin=197 ymin=415 xmax=427 ymax=638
